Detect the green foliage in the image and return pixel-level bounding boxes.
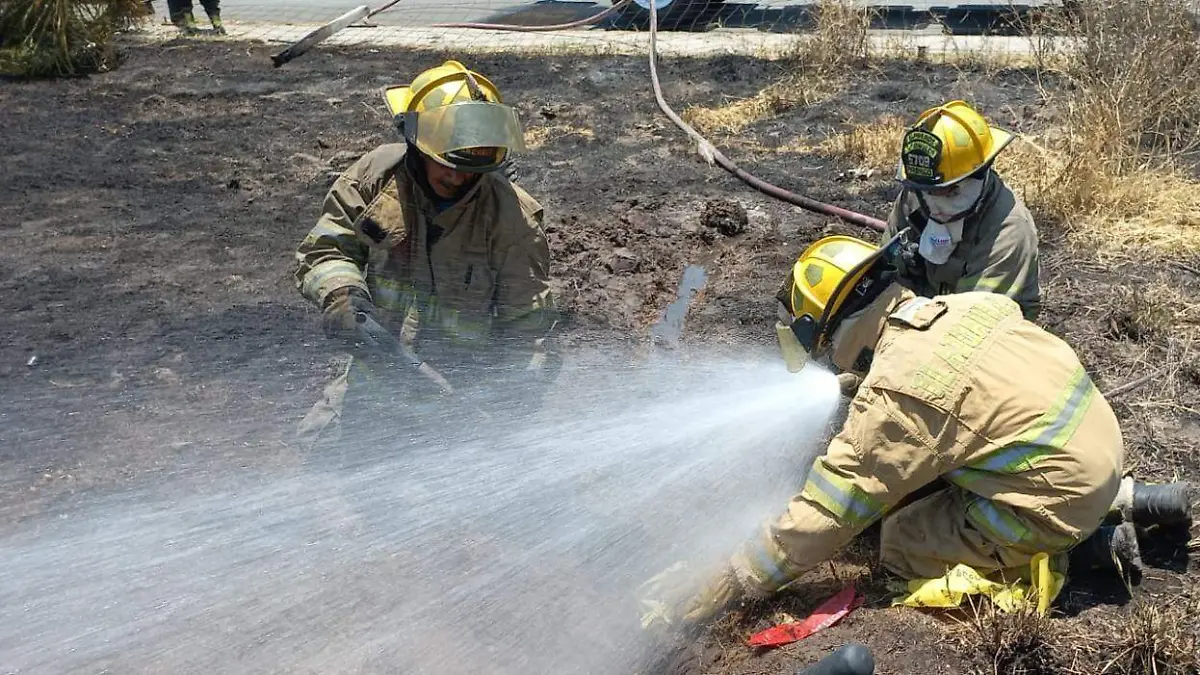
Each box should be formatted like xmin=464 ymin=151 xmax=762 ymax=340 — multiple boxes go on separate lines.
xmin=0 ymin=0 xmax=148 ymax=77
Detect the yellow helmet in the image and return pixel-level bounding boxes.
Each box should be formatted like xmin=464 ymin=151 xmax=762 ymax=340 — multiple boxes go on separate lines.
xmin=381 ymin=60 xmax=526 ymax=173
xmin=774 ymin=234 xmax=894 ymax=373
xmin=896 ymin=100 xmax=1014 ymax=190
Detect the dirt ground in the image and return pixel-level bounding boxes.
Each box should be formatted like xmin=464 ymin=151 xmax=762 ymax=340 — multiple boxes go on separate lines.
xmin=1 ymin=38 xmax=1197 ymax=674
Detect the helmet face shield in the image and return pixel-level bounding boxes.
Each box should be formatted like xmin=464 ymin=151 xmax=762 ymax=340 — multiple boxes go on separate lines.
xmin=400 ymin=101 xmax=526 ymax=173
xmin=775 ymin=320 xmax=810 ymax=373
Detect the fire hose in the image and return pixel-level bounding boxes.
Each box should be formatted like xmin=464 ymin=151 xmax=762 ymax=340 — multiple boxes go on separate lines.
xmin=425 ymin=0 xmax=888 ymax=231
xmin=430 ymin=0 xmax=636 ymax=31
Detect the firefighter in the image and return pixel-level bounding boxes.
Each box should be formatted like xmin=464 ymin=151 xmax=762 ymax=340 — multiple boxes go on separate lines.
xmin=880 ymin=100 xmax=1042 ymax=321
xmin=166 ymin=0 xmax=223 ymax=34
xmin=294 ymin=60 xmax=559 ymax=451
xmin=641 ymin=234 xmax=1192 ymax=627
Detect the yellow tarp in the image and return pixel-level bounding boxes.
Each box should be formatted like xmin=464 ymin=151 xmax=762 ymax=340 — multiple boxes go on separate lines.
xmin=891 ymin=552 xmax=1065 ymax=616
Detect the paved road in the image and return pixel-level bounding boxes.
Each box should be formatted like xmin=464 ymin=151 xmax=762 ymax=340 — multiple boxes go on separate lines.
xmin=218 ymin=0 xmax=1058 ymax=29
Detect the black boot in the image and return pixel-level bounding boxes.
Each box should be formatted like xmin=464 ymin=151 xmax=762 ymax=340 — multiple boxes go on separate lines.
xmin=1131 ymin=481 xmax=1194 ymax=528
xmin=1069 ymin=522 xmax=1143 ymax=584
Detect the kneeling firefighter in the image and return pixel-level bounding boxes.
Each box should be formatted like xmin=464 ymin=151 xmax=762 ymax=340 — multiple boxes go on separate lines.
xmin=294 ymin=60 xmax=560 ymax=451
xmin=881 ymin=100 xmax=1043 ymax=321
xmin=641 ymin=233 xmax=1193 ymax=627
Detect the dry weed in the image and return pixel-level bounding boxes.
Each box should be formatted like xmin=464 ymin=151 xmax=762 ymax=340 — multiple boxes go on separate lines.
xmin=957 ymin=598 xmax=1061 ymax=675
xmin=523 ymin=124 xmax=595 ymax=150
xmin=793 ymin=0 xmax=874 ymax=72
xmin=681 ymin=75 xmax=841 ymax=135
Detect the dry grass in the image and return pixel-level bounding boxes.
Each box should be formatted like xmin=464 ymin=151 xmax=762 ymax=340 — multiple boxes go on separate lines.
xmin=790 ymin=0 xmax=874 ymax=73
xmin=953 ymin=594 xmax=1200 ymax=675
xmin=1064 ymin=598 xmax=1200 ymax=675
xmin=816 ymin=114 xmax=905 ymax=169
xmin=0 ymin=0 xmax=148 ymax=77
xmin=523 ymin=123 xmax=595 ymax=150
xmin=681 ymin=75 xmax=841 ymax=135
xmin=680 ymin=0 xmax=871 ymax=135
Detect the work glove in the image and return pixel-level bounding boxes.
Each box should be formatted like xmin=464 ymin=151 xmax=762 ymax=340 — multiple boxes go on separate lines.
xmin=500 ymin=157 xmax=519 ymax=183
xmin=637 ymin=561 xmax=746 ymax=632
xmin=321 ymin=286 xmax=376 ymax=342
xmin=837 ymin=372 xmax=862 ymax=398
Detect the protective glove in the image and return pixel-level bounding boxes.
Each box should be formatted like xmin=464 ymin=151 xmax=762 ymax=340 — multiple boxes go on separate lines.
xmin=637 ymin=561 xmax=746 ymax=632
xmin=500 ymin=157 xmax=519 ymax=183
xmin=322 ymin=286 xmax=375 ymax=341
xmin=837 ymin=372 xmax=862 ymax=398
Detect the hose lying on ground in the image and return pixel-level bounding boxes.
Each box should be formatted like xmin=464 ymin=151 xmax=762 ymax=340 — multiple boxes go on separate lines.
xmin=432 ymin=0 xmax=887 ymax=231
xmin=643 ymin=0 xmax=887 ymax=232
xmin=431 ymin=0 xmax=635 ymax=31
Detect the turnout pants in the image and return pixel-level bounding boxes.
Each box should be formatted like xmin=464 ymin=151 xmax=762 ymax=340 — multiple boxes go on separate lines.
xmin=167 ymin=0 xmax=219 ymax=21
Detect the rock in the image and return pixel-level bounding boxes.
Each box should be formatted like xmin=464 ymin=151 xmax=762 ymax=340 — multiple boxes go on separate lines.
xmin=607 ymin=249 xmax=640 ymax=274
xmin=700 ymin=198 xmax=748 ymax=237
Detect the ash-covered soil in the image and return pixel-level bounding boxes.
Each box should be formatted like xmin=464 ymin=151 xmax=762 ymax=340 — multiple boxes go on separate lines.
xmin=0 ymin=39 xmax=1195 ymax=675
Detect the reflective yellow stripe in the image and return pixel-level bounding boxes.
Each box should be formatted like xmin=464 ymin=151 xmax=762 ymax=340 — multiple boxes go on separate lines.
xmin=801 ymin=460 xmax=885 ymax=527
xmin=743 ymin=538 xmax=795 ymax=591
xmin=946 ymin=445 xmax=1054 ymax=486
xmin=1015 ymin=366 xmax=1096 ymax=447
xmin=947 ymin=366 xmax=1095 ymax=487
xmin=965 ymin=498 xmax=1075 ymax=551
xmin=966 ymin=498 xmax=1033 ymax=547
xmin=302 ymin=260 xmax=362 ymax=300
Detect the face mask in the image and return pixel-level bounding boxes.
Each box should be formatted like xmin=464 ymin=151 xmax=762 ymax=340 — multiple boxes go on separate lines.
xmin=918 ymin=218 xmax=965 ymax=265
xmin=920 ymin=177 xmax=985 ymax=224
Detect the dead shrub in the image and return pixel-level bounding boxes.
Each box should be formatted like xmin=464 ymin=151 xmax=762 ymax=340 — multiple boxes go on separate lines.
xmin=0 ymin=0 xmax=148 ymax=77
xmin=961 ymin=599 xmax=1062 ymax=675
xmin=1015 ymin=0 xmax=1200 ymax=256
xmin=1077 ymin=599 xmax=1200 ymax=674
xmin=1104 ymin=285 xmax=1178 ymax=344
xmin=789 ymin=0 xmax=874 ymax=72
xmin=1061 ymin=0 xmax=1200 ymax=162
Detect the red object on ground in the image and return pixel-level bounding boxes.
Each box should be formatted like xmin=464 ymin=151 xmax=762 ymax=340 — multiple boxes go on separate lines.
xmin=746 ymin=585 xmax=864 ymax=648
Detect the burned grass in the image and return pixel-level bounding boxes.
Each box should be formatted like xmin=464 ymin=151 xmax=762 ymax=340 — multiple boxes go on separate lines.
xmin=0 ymin=28 xmax=1197 ymax=675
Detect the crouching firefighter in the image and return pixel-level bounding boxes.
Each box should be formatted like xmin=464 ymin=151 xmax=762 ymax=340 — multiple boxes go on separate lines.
xmin=293 ymin=60 xmax=560 ymax=451
xmin=881 ymin=100 xmax=1043 ymax=321
xmin=640 ymin=233 xmax=1193 ymax=627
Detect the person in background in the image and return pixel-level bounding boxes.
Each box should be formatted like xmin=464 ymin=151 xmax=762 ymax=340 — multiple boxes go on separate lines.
xmin=167 ymin=0 xmax=224 ymax=35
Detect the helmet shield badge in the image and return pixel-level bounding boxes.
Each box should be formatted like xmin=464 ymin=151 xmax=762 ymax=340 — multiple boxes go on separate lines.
xmin=900 ymin=127 xmax=944 ymax=188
